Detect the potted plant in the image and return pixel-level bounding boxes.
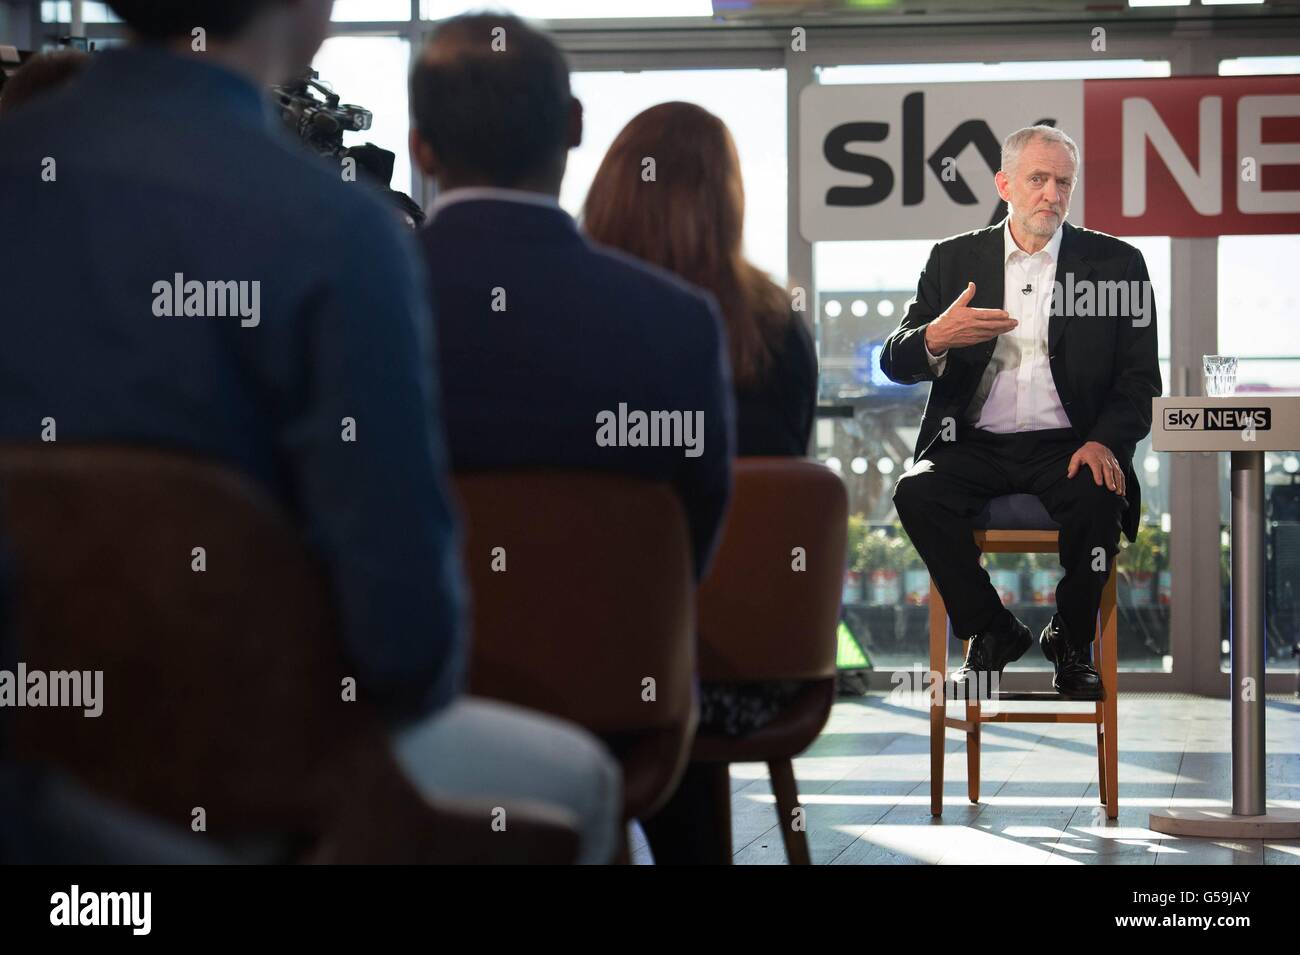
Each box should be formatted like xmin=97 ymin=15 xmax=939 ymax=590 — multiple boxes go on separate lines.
xmin=861 ymin=528 xmax=906 ymax=606
xmin=1119 ymin=523 xmax=1162 ymax=607
xmin=1154 ymin=526 xmax=1173 ymax=606
xmin=898 ymin=529 xmax=929 ymax=606
xmin=843 ymin=514 xmax=869 ymax=605
xmin=981 ymin=549 xmax=1023 ymax=606
xmin=1027 ymin=550 xmax=1062 ymax=606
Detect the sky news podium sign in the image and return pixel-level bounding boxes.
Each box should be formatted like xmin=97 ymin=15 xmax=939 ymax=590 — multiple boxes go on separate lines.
xmin=1152 ymin=395 xmax=1300 ymax=453
xmin=800 ymin=74 xmax=1300 ymax=242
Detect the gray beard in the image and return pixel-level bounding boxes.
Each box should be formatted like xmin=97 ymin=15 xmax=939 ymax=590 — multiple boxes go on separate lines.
xmin=1013 ymin=208 xmax=1062 ymax=238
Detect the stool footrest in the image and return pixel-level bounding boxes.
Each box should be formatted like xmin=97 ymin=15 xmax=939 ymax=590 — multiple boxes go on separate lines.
xmin=967 ymin=689 xmax=1106 ymax=702
xmin=937 ymin=689 xmax=1106 ymax=702
xmin=980 ymin=712 xmax=1098 ymax=724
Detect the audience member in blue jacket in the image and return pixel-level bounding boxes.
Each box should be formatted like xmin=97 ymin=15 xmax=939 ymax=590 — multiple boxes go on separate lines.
xmin=0 ymin=0 xmax=618 ymax=864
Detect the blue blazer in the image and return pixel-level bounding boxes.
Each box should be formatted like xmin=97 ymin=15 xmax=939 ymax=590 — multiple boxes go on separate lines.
xmin=419 ymin=197 xmax=736 ymax=577
xmin=0 ymin=47 xmax=465 ymax=720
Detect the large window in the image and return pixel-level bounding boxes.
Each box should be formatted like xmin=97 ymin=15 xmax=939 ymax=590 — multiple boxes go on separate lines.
xmin=40 ymin=1 xmax=117 ymax=21
xmin=311 ymin=36 xmax=414 ymax=199
xmin=422 ymin=1 xmax=713 ymax=18
xmin=1215 ymin=55 xmax=1300 ymax=674
xmin=37 ymin=0 xmax=719 ymax=25
xmin=815 ymin=60 xmax=1175 ymax=673
xmin=565 ymin=68 xmax=788 ymax=283
xmin=333 ymin=0 xmax=412 ymax=21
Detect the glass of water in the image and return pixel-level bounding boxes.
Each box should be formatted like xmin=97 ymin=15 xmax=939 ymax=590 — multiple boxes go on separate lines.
xmin=1203 ymin=355 xmax=1239 ymax=396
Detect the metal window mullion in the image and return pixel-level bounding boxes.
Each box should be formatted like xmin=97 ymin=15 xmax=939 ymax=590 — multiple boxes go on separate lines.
xmin=1167 ymin=38 xmax=1224 ymax=697
xmin=786 ymin=44 xmax=815 ymax=457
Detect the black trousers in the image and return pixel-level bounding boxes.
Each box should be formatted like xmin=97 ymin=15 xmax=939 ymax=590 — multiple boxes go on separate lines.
xmin=892 ymin=427 xmax=1125 ymax=650
xmin=641 ymin=762 xmax=732 ymax=864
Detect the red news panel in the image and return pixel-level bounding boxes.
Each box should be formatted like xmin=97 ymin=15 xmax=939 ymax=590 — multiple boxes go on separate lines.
xmin=1084 ymin=74 xmax=1300 ymax=238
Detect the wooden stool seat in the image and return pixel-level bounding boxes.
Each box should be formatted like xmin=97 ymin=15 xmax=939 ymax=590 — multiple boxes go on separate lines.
xmin=928 ymin=503 xmax=1120 ymax=820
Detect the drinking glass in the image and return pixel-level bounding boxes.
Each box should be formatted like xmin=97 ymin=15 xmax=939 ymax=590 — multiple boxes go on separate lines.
xmin=1203 ymin=355 xmax=1239 ymax=396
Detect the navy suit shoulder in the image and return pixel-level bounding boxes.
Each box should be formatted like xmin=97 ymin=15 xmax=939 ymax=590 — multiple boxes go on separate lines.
xmin=926 ymin=220 xmax=1003 ymax=262
xmin=924 ymin=220 xmax=1144 ymax=276
xmin=935 ymin=220 xmax=1004 ymax=251
xmin=736 ymin=313 xmax=817 ymax=457
xmin=583 ymin=239 xmax=723 ymax=320
xmin=420 ymin=199 xmax=735 ymax=576
xmin=1060 ymin=222 xmax=1147 ymax=271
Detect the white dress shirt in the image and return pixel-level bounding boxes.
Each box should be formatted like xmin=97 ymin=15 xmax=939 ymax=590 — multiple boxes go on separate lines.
xmin=427 ymin=185 xmax=563 ymax=220
xmin=926 ymin=220 xmax=1072 ymax=433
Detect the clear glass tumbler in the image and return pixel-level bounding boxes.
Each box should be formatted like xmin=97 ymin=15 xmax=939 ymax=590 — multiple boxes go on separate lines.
xmin=1203 ymin=355 xmax=1239 ymax=396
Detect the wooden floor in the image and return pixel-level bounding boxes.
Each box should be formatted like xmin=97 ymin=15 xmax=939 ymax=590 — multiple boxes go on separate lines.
xmin=632 ymin=692 xmax=1300 ymax=864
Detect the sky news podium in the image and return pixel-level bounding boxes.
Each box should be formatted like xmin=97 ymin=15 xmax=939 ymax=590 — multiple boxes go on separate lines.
xmin=1149 ymin=395 xmax=1300 ymax=838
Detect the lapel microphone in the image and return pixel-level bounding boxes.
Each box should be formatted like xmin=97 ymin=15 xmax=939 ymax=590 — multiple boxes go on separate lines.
xmin=1021 ymin=283 xmax=1033 ymax=295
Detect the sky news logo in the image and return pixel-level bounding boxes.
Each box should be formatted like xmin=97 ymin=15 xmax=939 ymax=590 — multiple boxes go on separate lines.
xmin=1164 ymin=408 xmax=1272 ymax=431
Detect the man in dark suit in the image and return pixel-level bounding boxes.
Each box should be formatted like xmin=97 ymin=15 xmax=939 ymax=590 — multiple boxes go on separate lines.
xmin=882 ymin=125 xmax=1160 ymax=699
xmin=409 ymin=13 xmax=735 ymax=580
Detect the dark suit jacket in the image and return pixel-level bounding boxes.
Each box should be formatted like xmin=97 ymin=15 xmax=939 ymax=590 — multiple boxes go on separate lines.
xmin=880 ymin=219 xmax=1161 ymax=541
xmin=736 ymin=314 xmax=818 ymax=458
xmin=419 ymin=197 xmax=735 ymax=578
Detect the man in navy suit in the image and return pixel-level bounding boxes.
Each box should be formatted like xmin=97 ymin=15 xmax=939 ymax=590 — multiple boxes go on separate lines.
xmin=410 ymin=13 xmax=736 ymax=580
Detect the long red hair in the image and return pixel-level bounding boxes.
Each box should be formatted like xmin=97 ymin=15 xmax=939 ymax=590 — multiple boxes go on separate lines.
xmin=582 ymin=101 xmax=789 ymax=388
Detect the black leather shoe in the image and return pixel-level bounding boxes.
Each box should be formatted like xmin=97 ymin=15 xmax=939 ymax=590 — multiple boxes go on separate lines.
xmin=949 ymin=610 xmax=1032 ymax=699
xmin=1040 ymin=615 xmax=1103 ymax=700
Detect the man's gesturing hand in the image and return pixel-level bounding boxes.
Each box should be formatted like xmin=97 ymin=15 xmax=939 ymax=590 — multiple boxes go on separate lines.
xmin=1068 ymin=441 xmax=1126 ymax=496
xmin=923 ymin=282 xmax=1018 ymax=355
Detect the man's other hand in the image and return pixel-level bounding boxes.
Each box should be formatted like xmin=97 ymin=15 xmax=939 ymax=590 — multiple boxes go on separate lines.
xmin=923 ymin=282 xmax=1018 ymax=355
xmin=1067 ymin=440 xmax=1126 ymax=496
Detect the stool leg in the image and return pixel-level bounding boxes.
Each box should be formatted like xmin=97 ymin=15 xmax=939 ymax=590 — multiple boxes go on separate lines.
xmin=929 ymin=579 xmax=947 ymax=817
xmin=966 ymin=694 xmax=981 ymax=804
xmin=1101 ymin=568 xmax=1119 ymax=819
xmin=1095 ymin=706 xmax=1108 ymax=806
xmin=768 ymin=759 xmax=810 ymax=865
xmin=1093 ymin=609 xmax=1108 ymax=806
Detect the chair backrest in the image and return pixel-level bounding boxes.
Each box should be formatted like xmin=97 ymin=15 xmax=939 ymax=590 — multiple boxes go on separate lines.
xmin=0 ymin=445 xmax=386 ymax=840
xmin=697 ymin=458 xmax=848 ymax=683
xmin=453 ymin=471 xmax=695 ymax=737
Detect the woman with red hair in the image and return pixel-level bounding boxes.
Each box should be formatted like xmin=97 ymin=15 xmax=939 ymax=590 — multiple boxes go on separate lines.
xmin=585 ymin=102 xmax=818 ymax=862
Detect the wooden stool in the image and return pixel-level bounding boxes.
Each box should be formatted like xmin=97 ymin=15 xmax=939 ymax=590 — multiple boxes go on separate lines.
xmin=927 ymin=493 xmax=1119 ymax=820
